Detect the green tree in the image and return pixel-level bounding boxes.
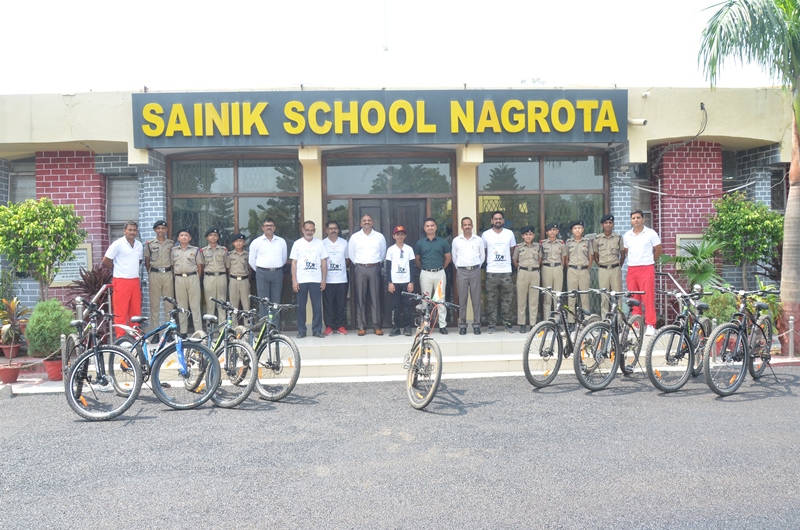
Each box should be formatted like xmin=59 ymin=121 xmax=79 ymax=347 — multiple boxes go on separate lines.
xmin=704 ymin=191 xmax=783 ymax=290
xmin=700 ymin=0 xmax=800 ymax=351
xmin=370 ymin=164 xmax=450 ymax=194
xmin=659 ymin=238 xmax=725 ymax=289
xmin=0 ymin=197 xmax=87 ymax=300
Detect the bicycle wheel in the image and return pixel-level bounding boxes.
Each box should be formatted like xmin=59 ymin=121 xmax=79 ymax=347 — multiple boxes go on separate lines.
xmin=63 ymin=333 xmax=82 ymax=392
xmin=150 ymin=342 xmax=221 ymax=410
xmin=407 ymin=337 xmax=442 ymax=410
xmin=573 ymin=321 xmax=618 ymax=391
xmin=255 ymin=334 xmax=301 ymax=401
xmin=114 ymin=334 xmax=144 ymax=365
xmin=619 ymin=314 xmax=644 ymax=375
xmin=748 ymin=315 xmax=772 ymax=379
xmin=65 ymin=346 xmax=142 ymax=421
xmin=690 ymin=316 xmax=712 ymax=377
xmin=522 ymin=321 xmax=563 ymax=388
xmin=645 ymin=325 xmax=692 ymax=393
xmin=211 ymin=339 xmax=258 ymax=408
xmin=703 ymin=322 xmax=748 ymax=396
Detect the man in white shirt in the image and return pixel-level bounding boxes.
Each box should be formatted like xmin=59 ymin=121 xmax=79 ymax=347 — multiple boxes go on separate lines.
xmin=348 ymin=214 xmax=387 ymax=336
xmin=623 ymin=210 xmax=662 ymax=336
xmin=452 ymin=216 xmax=485 ymax=335
xmin=249 ymin=218 xmax=287 ymax=325
xmin=290 ymin=221 xmax=328 ymax=339
xmin=103 ymin=221 xmax=143 ymax=337
xmin=322 ymin=220 xmax=349 ymax=335
xmin=481 ymin=211 xmax=517 ymax=334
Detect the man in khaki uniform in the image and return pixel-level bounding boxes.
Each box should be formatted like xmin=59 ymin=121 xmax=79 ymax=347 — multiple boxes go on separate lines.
xmin=226 ymin=234 xmax=251 ymax=318
xmin=144 ymin=220 xmax=174 ymax=335
xmin=512 ymin=225 xmax=542 ymax=333
xmin=594 ymin=214 xmax=625 ymax=315
xmin=540 ymin=222 xmax=566 ymax=318
xmin=202 ymin=228 xmax=228 ymax=321
xmin=171 ymin=228 xmax=205 ymax=334
xmin=565 ymin=220 xmax=593 ymax=324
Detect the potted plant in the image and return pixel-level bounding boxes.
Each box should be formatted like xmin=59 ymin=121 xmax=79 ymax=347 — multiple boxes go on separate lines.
xmin=0 ymin=297 xmax=31 ymax=359
xmin=25 ymin=299 xmax=73 ymax=381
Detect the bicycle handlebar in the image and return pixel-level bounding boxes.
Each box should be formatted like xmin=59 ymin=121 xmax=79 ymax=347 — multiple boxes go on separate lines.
xmin=162 ymin=296 xmax=190 ymax=314
xmin=248 ymin=294 xmax=297 ymax=310
xmin=401 ymin=291 xmax=459 ymax=311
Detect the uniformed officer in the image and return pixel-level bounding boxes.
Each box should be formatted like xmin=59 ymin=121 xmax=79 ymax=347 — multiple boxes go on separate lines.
xmin=226 ymin=234 xmax=251 ymax=318
xmin=171 ymin=228 xmax=204 ymax=334
xmin=202 ymin=228 xmax=228 ymax=321
xmin=594 ymin=214 xmax=625 ymax=315
xmin=540 ymin=222 xmax=566 ymax=317
xmin=144 ymin=220 xmax=175 ymax=334
xmin=512 ymin=225 xmax=542 ymax=333
xmin=565 ymin=220 xmax=593 ymax=323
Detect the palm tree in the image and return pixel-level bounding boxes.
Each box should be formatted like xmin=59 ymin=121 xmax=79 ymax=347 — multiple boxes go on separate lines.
xmin=699 ymin=0 xmax=800 ymax=352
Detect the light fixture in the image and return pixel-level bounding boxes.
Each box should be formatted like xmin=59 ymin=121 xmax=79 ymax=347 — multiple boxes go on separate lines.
xmin=628 ymin=118 xmax=648 ymax=126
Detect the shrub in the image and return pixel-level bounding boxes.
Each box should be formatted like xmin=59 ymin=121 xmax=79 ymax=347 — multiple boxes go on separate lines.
xmin=704 ymin=289 xmax=738 ymax=324
xmin=25 ymin=299 xmax=73 ymax=358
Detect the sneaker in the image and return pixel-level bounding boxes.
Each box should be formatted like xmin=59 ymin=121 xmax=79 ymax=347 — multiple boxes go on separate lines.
xmin=389 ymin=328 xmax=401 ymax=337
xmin=645 ymin=325 xmax=656 ymax=336
xmin=324 ymin=326 xmax=333 ymax=336
xmin=403 ymin=326 xmax=412 ymax=336
xmin=505 ymin=324 xmax=514 ymax=333
xmin=337 ymin=326 xmax=348 ymax=335
xmin=487 ymin=326 xmax=495 ymax=334
xmin=519 ymin=325 xmax=527 ymax=334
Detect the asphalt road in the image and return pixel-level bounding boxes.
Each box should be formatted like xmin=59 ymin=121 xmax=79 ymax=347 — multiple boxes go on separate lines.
xmin=2 ymin=366 xmax=800 ymax=529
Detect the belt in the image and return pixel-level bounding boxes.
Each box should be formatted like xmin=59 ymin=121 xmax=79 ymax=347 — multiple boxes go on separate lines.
xmin=150 ymin=266 xmax=172 ymax=273
xmin=232 ymin=276 xmax=249 ymax=281
xmin=257 ymin=267 xmax=282 ymax=272
xmin=457 ymin=265 xmax=480 ymax=271
xmin=518 ymin=266 xmax=539 ymax=272
xmin=358 ymin=263 xmax=380 ymax=267
xmin=542 ymin=263 xmax=561 ymax=267
xmin=569 ymin=265 xmax=588 ymax=270
xmin=423 ymin=268 xmax=443 ymax=273
xmin=205 ymin=271 xmax=226 ymax=276
xmin=597 ymin=263 xmax=620 ymax=269
xmin=177 ymin=272 xmax=197 ymax=277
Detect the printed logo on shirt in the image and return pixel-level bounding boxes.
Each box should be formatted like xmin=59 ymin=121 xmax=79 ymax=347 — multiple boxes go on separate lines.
xmin=493 ymin=251 xmax=506 ymax=262
xmin=329 ymin=262 xmax=342 ymax=271
xmin=304 ymin=259 xmax=318 ymax=270
xmin=396 ymin=265 xmax=407 ymax=274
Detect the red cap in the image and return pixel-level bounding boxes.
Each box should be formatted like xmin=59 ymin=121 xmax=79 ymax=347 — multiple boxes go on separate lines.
xmin=393 ymin=225 xmax=406 ymax=234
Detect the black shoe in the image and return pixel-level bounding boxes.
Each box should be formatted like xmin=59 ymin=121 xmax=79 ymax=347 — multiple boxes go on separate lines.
xmin=403 ymin=326 xmax=413 ymax=336
xmin=389 ymin=328 xmax=401 ymax=337
xmin=474 ymin=327 xmax=481 ymax=335
xmin=487 ymin=326 xmax=495 ymax=334
xmin=519 ymin=325 xmax=527 ymax=334
xmin=439 ymin=327 xmax=448 ymax=335
xmin=505 ymin=324 xmax=514 ymax=333
xmin=312 ymin=331 xmax=324 ymax=338
xmin=296 ymin=332 xmax=306 ymax=339
xmin=459 ymin=328 xmax=467 ymax=335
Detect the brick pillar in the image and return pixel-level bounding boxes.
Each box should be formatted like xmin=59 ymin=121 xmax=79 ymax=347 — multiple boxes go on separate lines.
xmin=138 ymin=151 xmax=167 ymax=322
xmin=0 ymin=158 xmax=9 ymax=205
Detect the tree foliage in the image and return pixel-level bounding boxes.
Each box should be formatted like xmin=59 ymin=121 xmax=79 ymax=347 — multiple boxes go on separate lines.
xmin=0 ymin=197 xmax=87 ymax=300
xmin=659 ymin=238 xmax=725 ymax=288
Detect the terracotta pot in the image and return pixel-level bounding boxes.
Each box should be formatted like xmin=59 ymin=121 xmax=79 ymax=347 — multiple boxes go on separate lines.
xmin=1 ymin=344 xmax=22 ymax=359
xmin=0 ymin=365 xmax=21 ymax=384
xmin=43 ymin=359 xmax=63 ymax=381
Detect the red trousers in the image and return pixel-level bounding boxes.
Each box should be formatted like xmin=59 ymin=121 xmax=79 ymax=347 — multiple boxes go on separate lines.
xmin=112 ymin=277 xmax=142 ymax=337
xmin=626 ymin=265 xmax=656 ymax=327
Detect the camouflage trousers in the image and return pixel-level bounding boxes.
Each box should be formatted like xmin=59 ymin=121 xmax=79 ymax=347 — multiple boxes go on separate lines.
xmin=485 ymin=272 xmax=515 ymax=326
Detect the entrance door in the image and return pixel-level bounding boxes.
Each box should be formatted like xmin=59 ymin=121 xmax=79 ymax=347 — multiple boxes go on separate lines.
xmin=352 ymin=199 xmax=426 ymax=329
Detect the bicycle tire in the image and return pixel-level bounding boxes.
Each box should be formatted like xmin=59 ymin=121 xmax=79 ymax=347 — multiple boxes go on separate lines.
xmin=703 ymin=322 xmax=748 ymax=396
xmin=407 ymin=337 xmax=442 ymax=410
xmin=150 ymin=342 xmax=221 ymax=410
xmin=691 ymin=316 xmax=712 ymax=377
xmin=573 ymin=321 xmax=618 ymax=391
xmin=255 ymin=334 xmax=301 ymax=401
xmin=114 ymin=334 xmax=144 ymax=366
xmin=522 ymin=320 xmax=563 ymax=388
xmin=619 ymin=314 xmax=644 ymax=375
xmin=63 ymin=333 xmax=82 ymax=392
xmin=211 ymin=339 xmax=258 ymax=408
xmin=748 ymin=315 xmax=772 ymax=379
xmin=645 ymin=325 xmax=692 ymax=393
xmin=65 ymin=345 xmax=142 ymax=421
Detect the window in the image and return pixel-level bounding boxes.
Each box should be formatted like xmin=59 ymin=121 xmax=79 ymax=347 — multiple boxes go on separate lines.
xmin=326 ymin=157 xmax=452 ymax=196
xmin=9 ymin=161 xmax=36 ymax=203
xmin=771 ymin=166 xmax=788 ymax=212
xmin=107 ymin=177 xmax=139 ymax=239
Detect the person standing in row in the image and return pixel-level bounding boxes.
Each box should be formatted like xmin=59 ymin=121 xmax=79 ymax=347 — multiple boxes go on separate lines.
xmin=249 ymin=218 xmax=287 ymax=327
xmin=482 ymin=211 xmax=516 ymax=334
xmin=415 ymin=217 xmax=451 ymax=334
xmin=451 ymin=216 xmax=485 ymax=335
xmin=290 ymin=221 xmax=328 ymax=339
xmin=386 ymin=226 xmax=416 ymax=337
xmin=322 ymin=220 xmax=349 ymax=335
xmin=226 ymin=234 xmax=251 ymax=317
xmin=202 ymin=228 xmax=228 ymax=322
xmin=171 ymin=228 xmax=204 ymax=334
xmin=540 ymin=222 xmax=566 ymax=317
xmin=594 ymin=214 xmax=625 ymax=316
xmin=513 ymin=225 xmax=541 ymax=333
xmin=103 ymin=221 xmax=143 ymax=338
xmin=144 ymin=220 xmax=174 ymax=335
xmin=624 ymin=210 xmax=662 ymax=336
xmin=349 ymin=214 xmax=386 ymax=336
xmin=565 ymin=220 xmax=593 ymax=325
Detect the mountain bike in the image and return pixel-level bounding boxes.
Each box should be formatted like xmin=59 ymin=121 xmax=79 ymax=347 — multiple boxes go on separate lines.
xmin=590 ymin=288 xmax=646 ymax=376
xmin=401 ymin=291 xmax=458 ymax=410
xmin=572 ymin=290 xmax=645 ymax=391
xmin=522 ymin=287 xmax=600 ymax=388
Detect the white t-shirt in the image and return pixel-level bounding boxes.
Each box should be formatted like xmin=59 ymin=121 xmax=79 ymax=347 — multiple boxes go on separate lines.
xmin=386 ymin=244 xmax=415 ymax=284
xmin=623 ymin=226 xmax=662 ymax=266
xmin=323 ymin=237 xmax=348 ymax=284
xmin=482 ymin=228 xmax=516 ymax=273
xmin=104 ymin=237 xmax=143 ymax=279
xmin=289 ymin=237 xmax=329 ymax=283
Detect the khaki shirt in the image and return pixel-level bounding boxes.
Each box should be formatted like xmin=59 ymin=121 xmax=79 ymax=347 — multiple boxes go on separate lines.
xmin=144 ymin=238 xmax=174 ymax=269
xmin=171 ymin=245 xmax=204 ymax=275
xmin=202 ymin=245 xmax=228 ymax=273
xmin=513 ymin=242 xmax=542 ymax=268
xmin=566 ymin=238 xmax=593 ymax=266
xmin=541 ymin=239 xmax=566 ymax=265
xmin=595 ymin=232 xmax=622 ymax=266
xmin=226 ymin=250 xmax=250 ymax=277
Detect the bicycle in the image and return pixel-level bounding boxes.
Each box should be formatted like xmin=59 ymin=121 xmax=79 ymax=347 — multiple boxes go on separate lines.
xmin=591 ymin=288 xmax=646 ymax=376
xmin=238 ymin=295 xmax=301 ymax=401
xmin=401 ymin=291 xmax=458 ymax=410
xmin=522 ymin=287 xmax=600 ymax=388
xmin=572 ymin=289 xmax=645 ymax=391
xmin=703 ymin=286 xmax=778 ymax=396
xmin=645 ymin=286 xmax=711 ymax=393
xmin=109 ymin=296 xmax=221 ymax=410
